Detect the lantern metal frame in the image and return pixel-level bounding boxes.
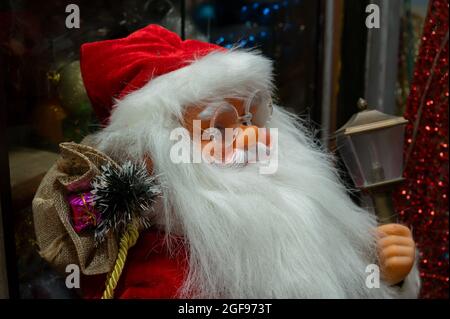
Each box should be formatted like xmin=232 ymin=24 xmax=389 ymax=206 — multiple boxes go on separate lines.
xmin=335 ymin=98 xmax=409 ymax=223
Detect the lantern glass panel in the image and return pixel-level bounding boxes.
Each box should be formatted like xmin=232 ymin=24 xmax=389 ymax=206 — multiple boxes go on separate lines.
xmin=337 ymin=134 xmax=366 ymax=187
xmin=338 ymin=124 xmax=406 ymax=188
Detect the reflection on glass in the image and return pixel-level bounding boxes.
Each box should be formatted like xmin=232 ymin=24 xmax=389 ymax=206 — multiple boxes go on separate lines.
xmin=1 ymin=0 xmax=321 ymax=298
xmin=1 ymin=0 xmax=182 ymax=298
xmin=186 ymin=0 xmax=321 ymax=115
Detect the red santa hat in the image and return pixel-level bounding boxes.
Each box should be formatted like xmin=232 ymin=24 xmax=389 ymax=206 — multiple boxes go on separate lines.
xmin=80 ymin=24 xmax=273 ymax=125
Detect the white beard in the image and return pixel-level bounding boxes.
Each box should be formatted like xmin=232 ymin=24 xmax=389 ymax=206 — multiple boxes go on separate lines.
xmin=90 ymin=105 xmax=419 ymax=298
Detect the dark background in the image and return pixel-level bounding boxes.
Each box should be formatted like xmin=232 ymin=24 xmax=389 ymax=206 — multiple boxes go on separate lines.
xmin=0 ymin=0 xmax=371 ymax=298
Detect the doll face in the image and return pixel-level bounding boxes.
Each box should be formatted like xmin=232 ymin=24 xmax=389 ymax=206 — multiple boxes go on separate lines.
xmin=183 ymin=92 xmax=273 ymax=165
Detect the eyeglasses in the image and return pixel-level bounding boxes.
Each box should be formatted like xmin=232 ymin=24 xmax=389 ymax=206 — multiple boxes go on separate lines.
xmin=198 ymin=91 xmax=273 ymax=148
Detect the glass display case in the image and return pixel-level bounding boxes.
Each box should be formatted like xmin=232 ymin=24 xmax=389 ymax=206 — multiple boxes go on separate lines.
xmin=0 ymin=0 xmax=324 ymax=298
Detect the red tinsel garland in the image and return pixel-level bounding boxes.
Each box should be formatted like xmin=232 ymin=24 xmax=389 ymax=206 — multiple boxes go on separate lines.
xmin=394 ymin=0 xmax=449 ymax=299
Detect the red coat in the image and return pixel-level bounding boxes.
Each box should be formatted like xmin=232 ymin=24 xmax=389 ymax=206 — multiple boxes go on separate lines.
xmin=81 ymin=230 xmax=187 ymax=299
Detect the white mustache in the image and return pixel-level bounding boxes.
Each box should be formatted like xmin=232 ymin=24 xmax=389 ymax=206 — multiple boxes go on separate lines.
xmin=213 ymin=142 xmax=271 ymax=169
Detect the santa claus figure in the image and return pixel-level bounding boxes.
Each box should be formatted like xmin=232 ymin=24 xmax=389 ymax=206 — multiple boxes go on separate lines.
xmin=35 ymin=24 xmax=420 ymax=299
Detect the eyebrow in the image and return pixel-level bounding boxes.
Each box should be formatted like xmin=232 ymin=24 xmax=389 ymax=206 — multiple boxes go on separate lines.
xmin=197 ymin=105 xmax=217 ymax=120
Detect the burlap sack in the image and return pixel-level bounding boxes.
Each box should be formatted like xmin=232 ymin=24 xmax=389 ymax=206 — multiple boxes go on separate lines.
xmin=33 ymin=142 xmax=118 ymax=275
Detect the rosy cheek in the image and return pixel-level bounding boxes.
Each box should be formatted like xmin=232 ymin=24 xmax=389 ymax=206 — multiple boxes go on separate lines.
xmin=199 ymin=140 xmax=234 ymax=163
xmin=200 ymin=141 xmax=211 ymax=153
xmin=198 ymin=141 xmax=216 ymax=158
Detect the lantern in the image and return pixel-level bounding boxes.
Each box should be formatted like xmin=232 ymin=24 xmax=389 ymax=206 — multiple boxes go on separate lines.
xmin=335 ymin=98 xmax=408 ymax=223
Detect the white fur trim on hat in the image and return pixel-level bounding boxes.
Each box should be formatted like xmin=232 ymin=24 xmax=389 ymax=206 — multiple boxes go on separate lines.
xmin=106 ymin=49 xmax=274 ymax=130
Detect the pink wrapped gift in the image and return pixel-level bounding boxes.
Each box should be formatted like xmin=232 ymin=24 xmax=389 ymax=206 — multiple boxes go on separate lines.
xmin=67 ymin=192 xmax=101 ymax=233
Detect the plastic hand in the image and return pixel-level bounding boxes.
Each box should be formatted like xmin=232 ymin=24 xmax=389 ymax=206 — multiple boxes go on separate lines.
xmin=377 ymin=223 xmax=416 ymax=286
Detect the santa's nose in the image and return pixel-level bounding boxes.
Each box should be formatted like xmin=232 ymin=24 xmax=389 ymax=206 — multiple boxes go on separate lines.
xmin=233 ymin=125 xmax=271 ymax=150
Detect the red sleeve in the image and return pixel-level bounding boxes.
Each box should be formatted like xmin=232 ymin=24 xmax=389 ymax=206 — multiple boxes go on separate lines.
xmin=80 ymin=229 xmax=188 ymax=299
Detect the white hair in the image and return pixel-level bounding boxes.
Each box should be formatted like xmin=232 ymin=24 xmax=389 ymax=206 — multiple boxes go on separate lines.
xmin=87 ymin=49 xmax=419 ymax=298
xmin=89 ymin=102 xmax=420 ymax=298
